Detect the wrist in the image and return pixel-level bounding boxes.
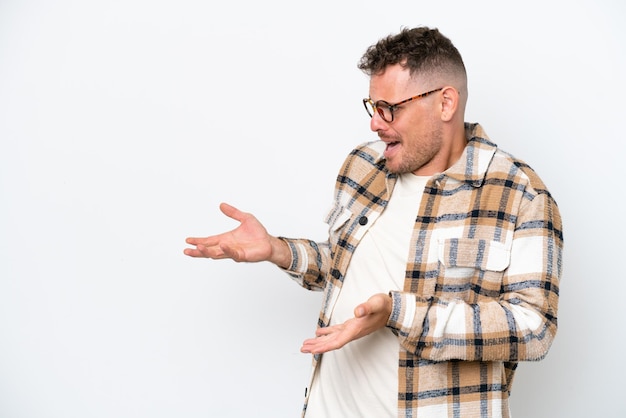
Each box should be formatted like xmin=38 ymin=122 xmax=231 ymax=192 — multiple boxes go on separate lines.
xmin=269 ymin=236 xmax=292 ymax=269
xmin=385 ymin=292 xmax=393 ymax=322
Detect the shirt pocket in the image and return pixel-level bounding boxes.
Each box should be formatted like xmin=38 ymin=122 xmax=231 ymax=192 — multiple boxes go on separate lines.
xmin=436 ymin=238 xmax=511 ymax=300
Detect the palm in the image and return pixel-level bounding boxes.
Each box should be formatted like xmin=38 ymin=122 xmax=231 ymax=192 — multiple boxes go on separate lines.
xmin=300 ymin=293 xmax=392 ymax=354
xmin=184 ymin=203 xmax=272 ymax=262
xmin=221 ymin=207 xmax=272 ymax=262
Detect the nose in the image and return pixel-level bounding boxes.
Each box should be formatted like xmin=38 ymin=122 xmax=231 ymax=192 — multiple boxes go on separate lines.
xmin=369 ymin=110 xmax=388 ymax=132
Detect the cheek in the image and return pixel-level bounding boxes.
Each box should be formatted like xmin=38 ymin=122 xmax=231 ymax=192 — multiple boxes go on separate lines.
xmin=404 ymin=123 xmax=443 ymax=157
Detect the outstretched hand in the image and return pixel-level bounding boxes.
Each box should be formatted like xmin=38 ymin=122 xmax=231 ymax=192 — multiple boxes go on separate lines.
xmin=184 ymin=202 xmax=290 ymax=267
xmin=300 ymin=293 xmax=393 ymax=354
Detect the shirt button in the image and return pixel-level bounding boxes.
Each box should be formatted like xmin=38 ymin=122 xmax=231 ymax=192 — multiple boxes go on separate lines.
xmin=359 ymin=216 xmax=368 ymax=225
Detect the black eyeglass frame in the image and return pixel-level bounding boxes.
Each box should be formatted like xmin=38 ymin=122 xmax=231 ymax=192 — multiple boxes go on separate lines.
xmin=362 ymin=87 xmax=444 ymax=123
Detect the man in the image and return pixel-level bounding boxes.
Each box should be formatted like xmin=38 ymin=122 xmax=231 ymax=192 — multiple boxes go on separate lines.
xmin=184 ymin=27 xmax=563 ymax=418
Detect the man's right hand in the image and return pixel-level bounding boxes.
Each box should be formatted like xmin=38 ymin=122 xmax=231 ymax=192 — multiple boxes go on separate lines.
xmin=184 ymin=202 xmax=291 ymax=268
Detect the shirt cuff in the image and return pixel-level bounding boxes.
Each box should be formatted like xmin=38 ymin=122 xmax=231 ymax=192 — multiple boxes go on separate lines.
xmin=387 ymin=290 xmax=432 ymax=339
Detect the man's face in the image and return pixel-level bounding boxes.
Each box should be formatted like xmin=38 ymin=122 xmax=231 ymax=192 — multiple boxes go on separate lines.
xmin=368 ymin=64 xmax=444 ymax=176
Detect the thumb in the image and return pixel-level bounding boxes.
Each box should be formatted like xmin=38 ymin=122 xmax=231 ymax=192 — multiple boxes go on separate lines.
xmin=354 ymin=303 xmax=369 ymax=318
xmin=219 ymin=202 xmax=246 ymax=222
xmin=355 ymin=294 xmax=390 ymax=318
xmin=220 ymin=243 xmax=243 ymax=261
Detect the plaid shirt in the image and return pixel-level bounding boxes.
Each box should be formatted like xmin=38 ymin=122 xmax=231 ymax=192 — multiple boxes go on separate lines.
xmin=282 ymin=123 xmax=564 ymax=418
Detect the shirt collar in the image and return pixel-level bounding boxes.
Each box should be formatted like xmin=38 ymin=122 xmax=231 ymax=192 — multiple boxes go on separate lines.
xmin=443 ymin=123 xmax=497 ymax=187
xmin=377 ymin=122 xmax=498 ymax=187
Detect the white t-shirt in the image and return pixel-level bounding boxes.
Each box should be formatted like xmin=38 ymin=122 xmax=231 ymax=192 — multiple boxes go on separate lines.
xmin=305 ymin=173 xmax=429 ymax=418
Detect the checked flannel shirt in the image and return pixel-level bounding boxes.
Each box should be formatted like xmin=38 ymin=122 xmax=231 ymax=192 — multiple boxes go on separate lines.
xmin=281 ymin=123 xmax=564 ymax=418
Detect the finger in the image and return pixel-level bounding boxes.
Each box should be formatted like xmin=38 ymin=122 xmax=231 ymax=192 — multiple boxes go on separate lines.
xmin=183 ymin=247 xmax=215 ymax=258
xmin=300 ymin=338 xmax=329 ymax=354
xmin=184 ymin=243 xmax=229 ymax=259
xmin=301 ymin=336 xmax=318 ymax=347
xmin=300 ymin=344 xmax=314 ymax=354
xmin=219 ymin=243 xmax=244 ymax=262
xmin=301 ymin=334 xmax=345 ymax=354
xmin=183 ymin=248 xmax=202 ymax=257
xmin=315 ymin=325 xmax=343 ymax=337
xmin=185 ymin=235 xmax=225 ymax=247
xmin=219 ymin=202 xmax=248 ymax=223
xmin=315 ymin=328 xmax=329 ymax=337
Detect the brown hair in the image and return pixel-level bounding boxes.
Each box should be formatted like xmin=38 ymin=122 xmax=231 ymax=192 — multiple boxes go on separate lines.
xmin=358 ymin=27 xmax=466 ymax=82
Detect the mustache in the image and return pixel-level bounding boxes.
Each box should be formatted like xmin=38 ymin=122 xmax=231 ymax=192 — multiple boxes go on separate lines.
xmin=378 ymin=132 xmax=400 ymax=142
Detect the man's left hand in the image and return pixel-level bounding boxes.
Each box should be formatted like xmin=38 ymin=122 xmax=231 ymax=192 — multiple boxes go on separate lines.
xmin=300 ymin=293 xmax=392 ymax=354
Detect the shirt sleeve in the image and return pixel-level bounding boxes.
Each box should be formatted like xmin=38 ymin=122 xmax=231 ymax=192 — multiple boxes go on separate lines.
xmin=386 ymin=189 xmax=563 ymax=362
xmin=277 ymin=237 xmax=331 ymax=292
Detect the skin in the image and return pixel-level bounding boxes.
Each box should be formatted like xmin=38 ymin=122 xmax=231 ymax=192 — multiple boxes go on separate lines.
xmin=184 ymin=64 xmax=468 ymax=355
xmin=184 ymin=202 xmax=291 ymax=268
xmin=370 ymin=64 xmax=467 ymax=176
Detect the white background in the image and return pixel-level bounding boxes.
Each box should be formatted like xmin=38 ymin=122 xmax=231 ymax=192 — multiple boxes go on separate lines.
xmin=1 ymin=0 xmax=624 ymax=417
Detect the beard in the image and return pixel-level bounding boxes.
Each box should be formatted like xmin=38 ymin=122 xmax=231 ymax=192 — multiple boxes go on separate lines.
xmin=382 ymin=125 xmax=443 ymax=175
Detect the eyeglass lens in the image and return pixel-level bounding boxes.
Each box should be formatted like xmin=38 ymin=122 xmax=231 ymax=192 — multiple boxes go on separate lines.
xmin=364 ymin=100 xmax=393 ymax=122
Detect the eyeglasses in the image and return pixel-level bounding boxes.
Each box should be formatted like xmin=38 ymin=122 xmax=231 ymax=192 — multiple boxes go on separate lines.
xmin=363 ymin=87 xmax=443 ymax=123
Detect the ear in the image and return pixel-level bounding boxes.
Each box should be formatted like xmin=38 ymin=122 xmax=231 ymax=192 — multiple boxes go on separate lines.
xmin=440 ymin=86 xmax=459 ymax=122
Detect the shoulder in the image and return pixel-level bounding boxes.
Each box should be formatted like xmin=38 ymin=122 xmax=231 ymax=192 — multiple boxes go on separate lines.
xmin=332 ymin=140 xmax=390 ymax=202
xmin=346 ymin=140 xmax=386 ymax=164
xmin=490 ymin=147 xmax=554 ymax=201
xmin=339 ymin=140 xmax=387 ymax=174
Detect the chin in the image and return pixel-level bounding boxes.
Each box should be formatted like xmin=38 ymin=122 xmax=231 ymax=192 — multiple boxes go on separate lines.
xmin=386 ymin=165 xmax=405 ymax=175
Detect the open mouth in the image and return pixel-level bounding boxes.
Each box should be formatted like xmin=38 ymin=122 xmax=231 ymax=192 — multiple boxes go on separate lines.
xmin=384 ymin=141 xmax=400 ymax=157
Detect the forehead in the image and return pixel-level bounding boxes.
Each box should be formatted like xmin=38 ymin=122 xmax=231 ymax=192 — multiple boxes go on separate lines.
xmin=369 ymin=64 xmax=422 ymax=101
